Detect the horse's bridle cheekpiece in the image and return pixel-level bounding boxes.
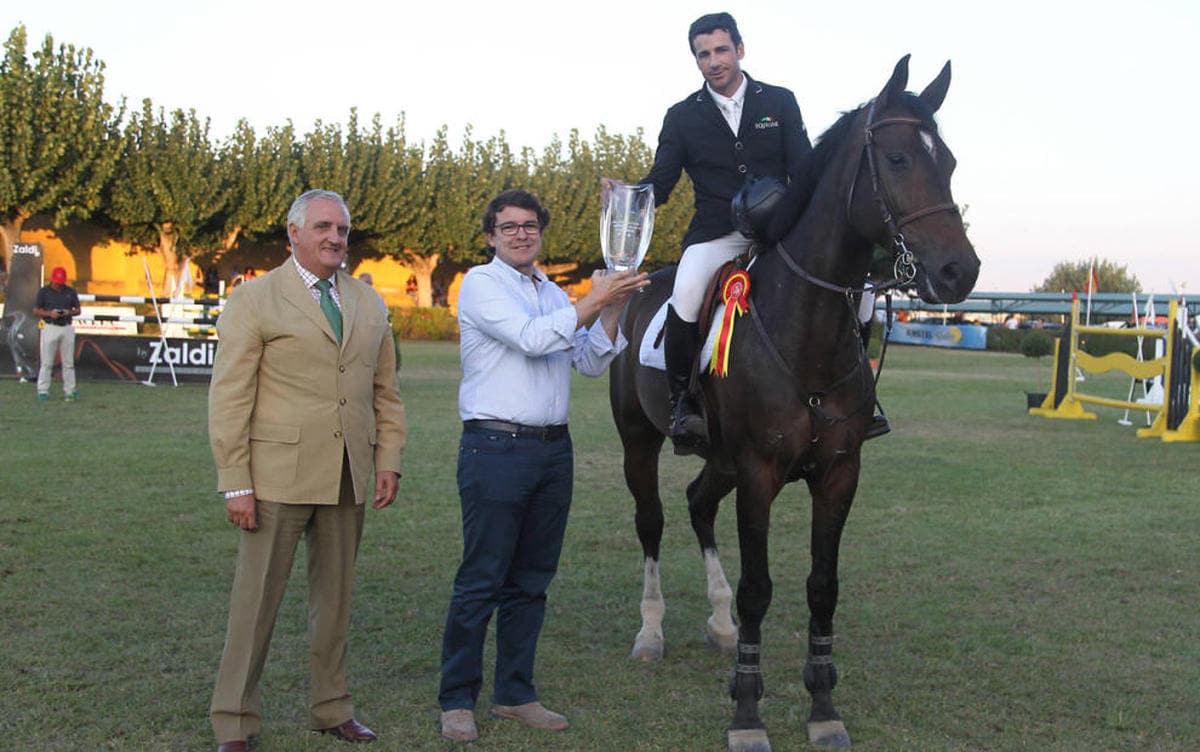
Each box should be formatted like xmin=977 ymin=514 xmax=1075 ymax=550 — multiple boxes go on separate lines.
xmin=858 ymin=97 xmax=960 ymax=290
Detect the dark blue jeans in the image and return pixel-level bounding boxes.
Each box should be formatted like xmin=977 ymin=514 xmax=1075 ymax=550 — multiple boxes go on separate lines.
xmin=438 ymin=427 xmax=574 ymax=710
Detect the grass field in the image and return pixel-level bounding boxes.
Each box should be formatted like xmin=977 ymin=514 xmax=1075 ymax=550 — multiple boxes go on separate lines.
xmin=1 ymin=342 xmax=1196 ymax=751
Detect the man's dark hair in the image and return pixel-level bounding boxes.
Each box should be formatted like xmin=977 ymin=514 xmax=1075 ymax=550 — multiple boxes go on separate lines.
xmin=688 ymin=12 xmax=741 ymax=53
xmin=482 ymin=189 xmax=551 ymax=244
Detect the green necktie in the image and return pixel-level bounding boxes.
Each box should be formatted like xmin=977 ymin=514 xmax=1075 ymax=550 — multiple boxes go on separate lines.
xmin=315 ymin=278 xmax=342 ymax=344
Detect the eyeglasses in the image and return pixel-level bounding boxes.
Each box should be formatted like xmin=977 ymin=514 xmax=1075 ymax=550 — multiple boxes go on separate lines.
xmin=495 ymin=221 xmax=542 ymax=236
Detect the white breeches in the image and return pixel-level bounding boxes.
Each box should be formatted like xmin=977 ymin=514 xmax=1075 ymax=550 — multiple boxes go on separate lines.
xmin=669 ymin=231 xmax=754 ymax=322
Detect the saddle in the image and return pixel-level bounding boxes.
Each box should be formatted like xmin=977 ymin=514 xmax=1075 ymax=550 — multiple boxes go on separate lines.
xmin=640 ymin=251 xmax=758 ymax=374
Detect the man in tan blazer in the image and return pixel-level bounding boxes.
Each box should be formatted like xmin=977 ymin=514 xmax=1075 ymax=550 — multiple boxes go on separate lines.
xmin=207 ymin=189 xmax=407 ymax=751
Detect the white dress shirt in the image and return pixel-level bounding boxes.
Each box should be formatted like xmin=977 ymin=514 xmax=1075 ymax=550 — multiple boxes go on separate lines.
xmin=707 ymin=75 xmax=748 ymax=135
xmin=457 ymin=256 xmax=627 ymax=426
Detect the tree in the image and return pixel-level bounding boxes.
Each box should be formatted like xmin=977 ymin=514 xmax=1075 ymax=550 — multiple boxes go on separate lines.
xmin=403 ymin=126 xmax=528 ymax=304
xmin=1033 ymin=258 xmax=1141 ymax=294
xmin=527 ymin=127 xmax=682 ymax=278
xmin=108 ymin=99 xmax=228 ymax=296
xmin=215 ymin=120 xmax=302 ymax=261
xmin=300 ymin=112 xmax=423 ymax=232
xmin=298 ymin=110 xmax=427 ymax=300
xmin=0 ymin=25 xmax=122 ymax=271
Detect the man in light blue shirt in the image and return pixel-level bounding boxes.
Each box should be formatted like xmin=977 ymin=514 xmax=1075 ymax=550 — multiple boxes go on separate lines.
xmin=439 ymin=189 xmax=646 ymax=743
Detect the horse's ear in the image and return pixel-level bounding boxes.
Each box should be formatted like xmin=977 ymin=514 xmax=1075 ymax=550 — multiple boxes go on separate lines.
xmin=877 ymin=54 xmax=911 ymax=107
xmin=919 ymin=61 xmax=952 ymax=113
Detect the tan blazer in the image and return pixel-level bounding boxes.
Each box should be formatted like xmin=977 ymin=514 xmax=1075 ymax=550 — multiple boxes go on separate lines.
xmin=208 ymin=260 xmax=406 ymax=504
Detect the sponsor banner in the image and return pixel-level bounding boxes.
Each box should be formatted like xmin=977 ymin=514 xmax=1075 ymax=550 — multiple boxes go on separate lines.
xmin=0 ymin=334 xmax=218 ymax=383
xmin=889 ymin=322 xmax=988 ymax=350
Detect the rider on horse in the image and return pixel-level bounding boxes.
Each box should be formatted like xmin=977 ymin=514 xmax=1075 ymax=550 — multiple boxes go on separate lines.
xmin=637 ymin=12 xmax=812 ymax=453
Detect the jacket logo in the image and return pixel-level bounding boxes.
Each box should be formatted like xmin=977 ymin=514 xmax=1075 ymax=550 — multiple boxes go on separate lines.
xmin=754 ymin=116 xmax=780 ymax=130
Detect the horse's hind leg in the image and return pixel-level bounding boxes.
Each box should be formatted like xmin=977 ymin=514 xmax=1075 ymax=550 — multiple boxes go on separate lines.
xmin=687 ymin=465 xmax=737 ymax=654
xmin=621 ymin=423 xmax=669 ymax=661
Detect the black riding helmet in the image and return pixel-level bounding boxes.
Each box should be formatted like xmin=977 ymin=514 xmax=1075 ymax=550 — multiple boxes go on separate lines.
xmin=731 ymin=175 xmax=787 ymax=242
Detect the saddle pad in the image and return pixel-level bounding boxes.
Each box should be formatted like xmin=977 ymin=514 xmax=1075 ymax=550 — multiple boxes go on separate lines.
xmin=637 ymin=301 xmax=724 ymax=372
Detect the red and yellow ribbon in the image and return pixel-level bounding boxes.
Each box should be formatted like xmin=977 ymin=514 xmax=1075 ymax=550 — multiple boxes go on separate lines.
xmin=709 ymin=270 xmax=750 ymax=377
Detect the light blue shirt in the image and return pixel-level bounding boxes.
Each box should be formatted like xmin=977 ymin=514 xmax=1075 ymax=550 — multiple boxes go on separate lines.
xmin=457 ymin=256 xmax=627 ymax=426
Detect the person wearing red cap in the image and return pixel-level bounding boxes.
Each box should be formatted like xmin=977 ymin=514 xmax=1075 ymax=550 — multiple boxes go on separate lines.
xmin=32 ymin=266 xmax=81 ymax=402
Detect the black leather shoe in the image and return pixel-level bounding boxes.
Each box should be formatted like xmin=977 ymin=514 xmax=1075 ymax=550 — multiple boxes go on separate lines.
xmin=217 ymin=742 xmax=250 ymax=752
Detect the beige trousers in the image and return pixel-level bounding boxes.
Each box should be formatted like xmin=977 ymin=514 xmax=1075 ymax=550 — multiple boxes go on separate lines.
xmin=37 ymin=323 xmax=75 ymax=396
xmin=209 ymin=461 xmax=365 ymax=743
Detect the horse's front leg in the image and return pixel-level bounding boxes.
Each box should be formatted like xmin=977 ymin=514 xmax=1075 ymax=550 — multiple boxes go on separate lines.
xmin=687 ymin=466 xmax=738 ymax=654
xmin=726 ymin=463 xmax=780 ymax=752
xmin=802 ymin=456 xmax=860 ymax=749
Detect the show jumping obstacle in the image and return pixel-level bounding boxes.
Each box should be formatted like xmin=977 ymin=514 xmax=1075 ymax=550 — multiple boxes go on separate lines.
xmin=1030 ymin=296 xmax=1199 ymax=443
xmin=75 ymin=294 xmax=220 ymax=325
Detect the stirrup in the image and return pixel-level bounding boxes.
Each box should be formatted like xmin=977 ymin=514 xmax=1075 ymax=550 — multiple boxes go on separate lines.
xmin=865 ymin=414 xmax=891 ymax=440
xmin=670 ymin=399 xmax=709 ymax=454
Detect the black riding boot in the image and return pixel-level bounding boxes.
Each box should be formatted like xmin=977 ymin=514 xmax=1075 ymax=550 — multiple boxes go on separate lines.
xmin=664 ymin=307 xmax=708 ymax=453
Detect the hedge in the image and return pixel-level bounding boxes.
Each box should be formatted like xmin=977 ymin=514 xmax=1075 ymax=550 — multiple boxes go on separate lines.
xmin=390 ymin=306 xmax=459 ymax=341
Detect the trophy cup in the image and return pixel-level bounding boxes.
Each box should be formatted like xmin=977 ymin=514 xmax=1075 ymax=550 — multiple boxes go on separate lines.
xmin=600 ymin=180 xmax=654 ymax=273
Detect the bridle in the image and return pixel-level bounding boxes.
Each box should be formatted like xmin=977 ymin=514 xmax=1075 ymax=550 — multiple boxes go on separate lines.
xmin=760 ymin=97 xmax=961 ymax=416
xmin=855 ymin=97 xmax=960 ymax=288
xmin=776 ymin=97 xmax=960 ymax=297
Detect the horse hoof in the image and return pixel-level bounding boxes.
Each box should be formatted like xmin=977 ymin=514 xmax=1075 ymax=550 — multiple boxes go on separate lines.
xmin=705 ymin=624 xmax=737 ymax=655
xmin=631 ymin=634 xmax=664 ymax=662
xmin=728 ymin=728 xmax=771 ymax=752
xmin=808 ymin=720 xmax=851 ymax=748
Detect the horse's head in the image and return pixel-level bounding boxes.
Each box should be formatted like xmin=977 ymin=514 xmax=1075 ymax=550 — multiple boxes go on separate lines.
xmin=847 ymin=56 xmax=980 ymax=304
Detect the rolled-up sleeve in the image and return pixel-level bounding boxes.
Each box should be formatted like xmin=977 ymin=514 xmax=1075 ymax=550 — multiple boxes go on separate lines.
xmin=573 ymin=321 xmax=628 ymax=377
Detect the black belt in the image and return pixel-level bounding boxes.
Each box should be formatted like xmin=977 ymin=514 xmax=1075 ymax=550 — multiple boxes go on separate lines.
xmin=463 ymin=419 xmax=569 ymax=441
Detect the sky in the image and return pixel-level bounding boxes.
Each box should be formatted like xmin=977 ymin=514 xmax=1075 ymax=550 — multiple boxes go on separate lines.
xmin=12 ymin=0 xmax=1199 ymax=294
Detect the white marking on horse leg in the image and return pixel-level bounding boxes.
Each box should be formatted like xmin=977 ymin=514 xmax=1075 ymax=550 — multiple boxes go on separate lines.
xmin=728 ymin=728 xmax=772 ymax=752
xmin=704 ymin=549 xmax=737 ymax=653
xmin=633 ymin=558 xmax=665 ymax=661
xmin=808 ymin=719 xmax=851 ymax=748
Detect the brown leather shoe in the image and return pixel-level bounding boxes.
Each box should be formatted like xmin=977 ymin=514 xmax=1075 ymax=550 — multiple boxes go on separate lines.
xmin=440 ymin=709 xmax=479 ymax=742
xmin=490 ymin=701 xmax=569 ymax=731
xmin=217 ymin=743 xmax=250 ymax=752
xmin=320 ymin=718 xmax=377 ymax=743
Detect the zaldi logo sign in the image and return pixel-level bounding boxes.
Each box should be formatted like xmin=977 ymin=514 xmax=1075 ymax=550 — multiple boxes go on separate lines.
xmin=65 ymin=335 xmax=216 ymax=383
xmin=146 ymin=339 xmax=217 ymax=367
xmin=11 ymin=242 xmax=42 ymax=256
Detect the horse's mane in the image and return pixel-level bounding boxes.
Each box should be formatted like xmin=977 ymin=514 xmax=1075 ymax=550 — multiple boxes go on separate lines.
xmin=765 ymin=93 xmax=936 ymax=243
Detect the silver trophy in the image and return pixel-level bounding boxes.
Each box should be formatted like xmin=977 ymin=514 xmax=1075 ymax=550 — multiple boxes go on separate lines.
xmin=601 ymin=180 xmax=654 ymax=272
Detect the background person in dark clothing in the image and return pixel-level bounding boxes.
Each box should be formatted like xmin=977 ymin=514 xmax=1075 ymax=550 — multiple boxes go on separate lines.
xmin=203 ymin=265 xmax=221 ymax=295
xmin=32 ymin=266 xmax=81 ymax=402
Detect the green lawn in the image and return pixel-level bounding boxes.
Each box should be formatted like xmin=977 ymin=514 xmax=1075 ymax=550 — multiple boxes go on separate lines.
xmin=1 ymin=342 xmax=1196 ymax=751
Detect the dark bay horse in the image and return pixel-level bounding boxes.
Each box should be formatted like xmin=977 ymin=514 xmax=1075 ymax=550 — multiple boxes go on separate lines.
xmin=609 ymin=56 xmax=979 ymax=751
